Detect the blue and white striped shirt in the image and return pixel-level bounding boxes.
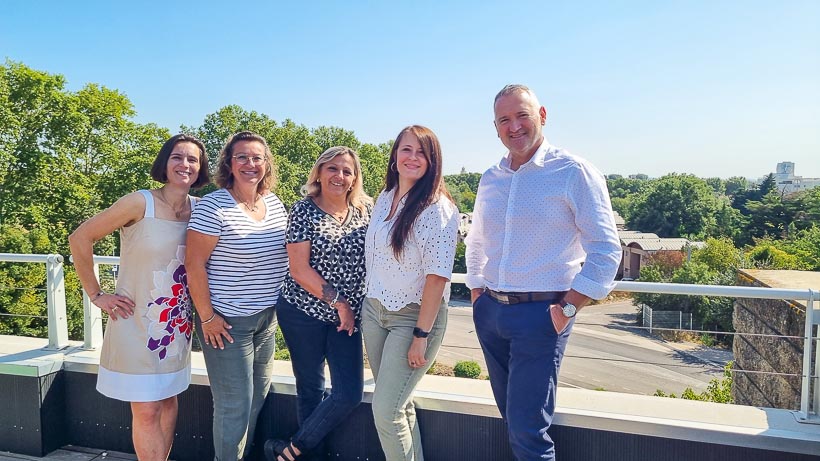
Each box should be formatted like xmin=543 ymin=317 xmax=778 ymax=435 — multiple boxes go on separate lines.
xmin=188 ymin=188 xmax=288 ymax=317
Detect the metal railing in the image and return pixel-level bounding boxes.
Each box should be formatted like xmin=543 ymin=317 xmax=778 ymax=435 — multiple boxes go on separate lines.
xmin=0 ymin=253 xmax=68 ymax=350
xmin=1 ymin=254 xmax=818 ymax=421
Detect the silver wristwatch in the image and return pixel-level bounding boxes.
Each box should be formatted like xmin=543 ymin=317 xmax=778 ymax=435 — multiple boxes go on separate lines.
xmin=558 ymin=300 xmax=577 ymax=318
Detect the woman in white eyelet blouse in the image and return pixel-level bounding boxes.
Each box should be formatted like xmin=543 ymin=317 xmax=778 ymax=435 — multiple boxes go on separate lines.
xmin=362 ymin=125 xmax=459 ymax=461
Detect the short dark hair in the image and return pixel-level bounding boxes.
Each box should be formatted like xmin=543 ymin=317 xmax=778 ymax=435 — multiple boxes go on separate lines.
xmin=150 ymin=134 xmax=210 ymax=189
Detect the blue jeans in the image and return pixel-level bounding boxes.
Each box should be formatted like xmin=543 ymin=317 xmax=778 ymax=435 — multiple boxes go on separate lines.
xmin=473 ymin=292 xmax=573 ymax=461
xmin=196 ymin=308 xmax=277 ymax=461
xmin=362 ymin=298 xmax=447 ymax=461
xmin=276 ymin=297 xmax=363 ymax=457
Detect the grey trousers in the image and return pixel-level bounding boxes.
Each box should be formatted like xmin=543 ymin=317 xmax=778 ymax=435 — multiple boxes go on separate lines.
xmin=362 ymin=298 xmax=447 ymax=461
xmin=196 ymin=308 xmax=277 ymax=461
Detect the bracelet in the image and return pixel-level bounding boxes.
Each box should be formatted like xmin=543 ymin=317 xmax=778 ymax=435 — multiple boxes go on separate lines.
xmin=91 ymin=291 xmax=105 ymax=302
xmin=201 ymin=312 xmax=217 ymax=324
xmin=329 ymin=291 xmax=341 ymax=308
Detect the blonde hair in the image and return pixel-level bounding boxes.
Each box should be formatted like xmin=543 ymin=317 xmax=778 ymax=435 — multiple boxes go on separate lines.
xmin=302 ymin=146 xmax=372 ymax=213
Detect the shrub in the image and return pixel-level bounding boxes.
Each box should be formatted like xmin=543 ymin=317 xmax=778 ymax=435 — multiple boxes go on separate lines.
xmin=274 ymin=347 xmax=291 ymax=361
xmin=654 ymin=362 xmax=734 ymax=403
xmin=453 ymin=360 xmax=482 ymax=379
xmin=274 ymin=326 xmax=290 ymax=360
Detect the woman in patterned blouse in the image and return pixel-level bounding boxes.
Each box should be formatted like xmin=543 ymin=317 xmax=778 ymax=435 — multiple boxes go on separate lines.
xmin=362 ymin=125 xmax=459 ymax=461
xmin=264 ymin=146 xmax=372 ymax=461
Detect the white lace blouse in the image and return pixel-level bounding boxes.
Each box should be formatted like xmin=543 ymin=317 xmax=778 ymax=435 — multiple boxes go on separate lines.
xmin=365 ymin=188 xmax=460 ymax=311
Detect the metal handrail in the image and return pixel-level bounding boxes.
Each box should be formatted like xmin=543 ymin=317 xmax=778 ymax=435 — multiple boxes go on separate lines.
xmin=0 ymin=253 xmax=68 ymax=349
xmin=1 ymin=253 xmax=819 ymax=420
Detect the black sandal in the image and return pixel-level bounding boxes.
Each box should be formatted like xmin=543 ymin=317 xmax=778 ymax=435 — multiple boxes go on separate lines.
xmin=263 ymin=438 xmax=300 ymax=461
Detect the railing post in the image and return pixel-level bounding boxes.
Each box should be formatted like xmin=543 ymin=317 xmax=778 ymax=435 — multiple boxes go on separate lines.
xmin=82 ymin=263 xmax=104 ymax=350
xmin=44 ymin=254 xmax=69 ymax=350
xmin=810 ymin=291 xmax=819 ymax=419
xmin=799 ymin=289 xmax=818 ymax=421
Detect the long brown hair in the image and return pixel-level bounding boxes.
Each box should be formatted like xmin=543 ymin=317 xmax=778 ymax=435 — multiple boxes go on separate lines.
xmin=384 ymin=125 xmax=452 ymax=259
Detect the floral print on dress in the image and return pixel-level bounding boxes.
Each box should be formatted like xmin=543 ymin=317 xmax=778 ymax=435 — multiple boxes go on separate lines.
xmin=146 ymin=246 xmax=192 ymax=361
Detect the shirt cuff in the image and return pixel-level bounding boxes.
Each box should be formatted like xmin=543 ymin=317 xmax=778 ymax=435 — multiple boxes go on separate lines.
xmin=570 ymin=274 xmax=616 ymax=301
xmin=465 ymin=275 xmax=485 ymax=290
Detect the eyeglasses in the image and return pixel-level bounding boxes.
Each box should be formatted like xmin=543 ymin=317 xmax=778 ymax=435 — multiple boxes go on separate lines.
xmin=233 ymin=154 xmax=267 ymax=165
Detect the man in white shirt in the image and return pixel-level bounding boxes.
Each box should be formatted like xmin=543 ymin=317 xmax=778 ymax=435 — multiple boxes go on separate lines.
xmin=465 ymin=84 xmax=621 ymax=460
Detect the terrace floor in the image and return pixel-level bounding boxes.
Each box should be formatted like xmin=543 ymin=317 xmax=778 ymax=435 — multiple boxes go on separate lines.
xmin=0 ymin=446 xmax=136 ymax=461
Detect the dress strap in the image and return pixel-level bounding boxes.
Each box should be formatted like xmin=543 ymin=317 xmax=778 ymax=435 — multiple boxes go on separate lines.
xmin=138 ymin=190 xmax=155 ymax=218
xmin=189 ymin=195 xmax=197 ymax=212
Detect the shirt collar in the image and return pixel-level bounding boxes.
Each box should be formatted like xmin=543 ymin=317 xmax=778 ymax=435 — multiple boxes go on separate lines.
xmin=499 ymin=138 xmax=552 ymax=171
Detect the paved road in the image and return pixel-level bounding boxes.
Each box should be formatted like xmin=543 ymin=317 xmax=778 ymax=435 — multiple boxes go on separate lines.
xmin=438 ymin=299 xmax=733 ymax=396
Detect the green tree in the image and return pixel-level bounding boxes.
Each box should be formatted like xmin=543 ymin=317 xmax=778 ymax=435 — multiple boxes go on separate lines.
xmin=357 ymin=141 xmax=390 ymax=198
xmin=692 ymin=237 xmax=745 ymax=273
xmin=705 ymin=177 xmax=724 ymax=195
xmin=724 ymin=176 xmax=748 ymax=197
xmin=0 ymin=225 xmax=48 ymax=336
xmin=0 ymin=61 xmax=166 ymax=255
xmin=627 ymin=174 xmax=720 ymax=238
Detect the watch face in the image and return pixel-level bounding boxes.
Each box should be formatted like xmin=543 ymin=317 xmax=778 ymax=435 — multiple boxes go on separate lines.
xmin=562 ymin=303 xmax=577 ymax=318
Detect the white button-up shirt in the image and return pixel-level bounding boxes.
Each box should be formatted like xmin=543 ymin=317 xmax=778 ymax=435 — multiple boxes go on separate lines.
xmin=465 ymin=140 xmax=621 ymax=300
xmin=365 ymin=188 xmax=460 ymax=311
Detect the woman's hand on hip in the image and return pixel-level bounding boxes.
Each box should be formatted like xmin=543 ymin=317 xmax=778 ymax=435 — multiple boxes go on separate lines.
xmin=202 ymin=314 xmax=233 ymax=349
xmin=95 ymin=293 xmax=136 ymax=320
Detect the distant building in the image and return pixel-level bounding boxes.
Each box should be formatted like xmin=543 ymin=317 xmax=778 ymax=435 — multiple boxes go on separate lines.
xmin=757 ymin=162 xmax=820 ymax=194
xmin=618 ymin=231 xmax=704 ymax=280
xmin=457 ymin=212 xmax=472 ymax=243
xmin=613 ymin=210 xmax=626 ymax=230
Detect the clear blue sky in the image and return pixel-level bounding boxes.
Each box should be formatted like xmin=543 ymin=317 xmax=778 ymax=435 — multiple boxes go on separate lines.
xmin=2 ymin=1 xmax=818 ymax=179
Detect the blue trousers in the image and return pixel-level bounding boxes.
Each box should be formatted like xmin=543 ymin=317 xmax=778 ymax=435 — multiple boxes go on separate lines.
xmin=473 ymin=292 xmax=573 ymax=461
xmin=276 ymin=297 xmax=364 ymax=458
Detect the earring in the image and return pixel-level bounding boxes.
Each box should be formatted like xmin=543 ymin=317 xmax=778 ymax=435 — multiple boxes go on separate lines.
xmin=390 ymin=162 xmax=397 ymax=172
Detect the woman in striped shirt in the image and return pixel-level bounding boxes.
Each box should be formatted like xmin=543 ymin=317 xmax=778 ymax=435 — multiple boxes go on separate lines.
xmin=186 ymin=131 xmax=288 ymax=461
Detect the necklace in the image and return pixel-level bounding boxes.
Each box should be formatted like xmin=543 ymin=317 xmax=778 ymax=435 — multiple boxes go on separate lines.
xmin=232 ymin=189 xmax=260 ymax=212
xmin=314 ymin=197 xmax=347 ymax=223
xmin=158 ymin=188 xmax=188 ymax=219
xmin=331 ymin=211 xmax=346 ymax=222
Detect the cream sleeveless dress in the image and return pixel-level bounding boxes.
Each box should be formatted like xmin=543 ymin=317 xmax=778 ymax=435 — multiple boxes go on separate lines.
xmin=97 ymin=190 xmax=196 ymax=402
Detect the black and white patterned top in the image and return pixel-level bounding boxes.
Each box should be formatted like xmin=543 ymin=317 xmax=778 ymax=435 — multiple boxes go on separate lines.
xmin=281 ymin=197 xmax=371 ymax=324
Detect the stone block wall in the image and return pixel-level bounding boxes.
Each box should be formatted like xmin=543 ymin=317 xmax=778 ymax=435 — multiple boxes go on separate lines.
xmin=732 ymin=273 xmax=807 ymax=410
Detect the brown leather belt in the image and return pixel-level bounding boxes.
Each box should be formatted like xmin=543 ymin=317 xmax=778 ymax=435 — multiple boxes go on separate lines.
xmin=485 ymin=289 xmax=564 ymax=305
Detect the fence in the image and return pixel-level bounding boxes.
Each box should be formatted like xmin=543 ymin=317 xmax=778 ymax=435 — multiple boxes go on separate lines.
xmin=1 ymin=254 xmax=819 ymax=422
xmin=640 ymin=304 xmax=697 ymax=333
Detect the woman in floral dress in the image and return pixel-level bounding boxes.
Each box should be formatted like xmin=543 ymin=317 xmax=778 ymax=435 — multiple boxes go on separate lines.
xmin=70 ymin=134 xmax=210 ymax=460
